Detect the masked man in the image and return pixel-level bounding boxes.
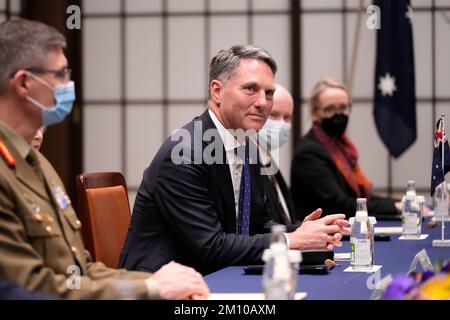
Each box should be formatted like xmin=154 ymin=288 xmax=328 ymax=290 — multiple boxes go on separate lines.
xmin=256 ymin=84 xmax=297 ymax=224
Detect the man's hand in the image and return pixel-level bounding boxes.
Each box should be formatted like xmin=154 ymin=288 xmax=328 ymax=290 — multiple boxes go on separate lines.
xmin=422 ymin=205 xmax=432 ymax=217
xmin=153 ymin=261 xmax=210 ymax=300
xmin=395 ymin=201 xmax=403 ymax=214
xmin=287 ymin=208 xmax=350 ymax=250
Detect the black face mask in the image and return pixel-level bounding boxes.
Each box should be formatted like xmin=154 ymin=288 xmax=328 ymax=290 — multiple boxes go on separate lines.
xmin=320 ymin=114 xmax=348 ymax=137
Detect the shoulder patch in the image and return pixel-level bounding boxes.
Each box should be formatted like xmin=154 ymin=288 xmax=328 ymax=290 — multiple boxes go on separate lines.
xmin=0 ymin=139 xmax=16 ymax=168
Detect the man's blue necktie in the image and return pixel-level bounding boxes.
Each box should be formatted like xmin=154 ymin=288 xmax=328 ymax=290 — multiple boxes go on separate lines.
xmin=238 ymin=143 xmax=251 ymax=235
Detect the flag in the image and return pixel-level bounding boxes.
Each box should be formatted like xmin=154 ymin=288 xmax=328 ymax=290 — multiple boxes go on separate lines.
xmin=373 ymin=0 xmax=416 ymax=158
xmin=430 ymin=118 xmax=450 ymax=196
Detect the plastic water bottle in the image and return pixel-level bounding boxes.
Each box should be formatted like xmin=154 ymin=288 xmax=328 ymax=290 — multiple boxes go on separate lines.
xmin=350 ymin=198 xmax=376 ymax=270
xmin=262 ymin=224 xmax=293 ymax=300
xmin=287 ymin=250 xmax=302 ymax=299
xmin=402 ymin=180 xmax=422 ymax=237
xmin=270 ymin=224 xmax=287 ymax=245
xmin=417 ymin=196 xmax=425 ymax=235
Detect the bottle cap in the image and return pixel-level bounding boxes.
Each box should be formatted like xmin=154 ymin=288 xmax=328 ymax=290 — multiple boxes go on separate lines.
xmin=288 ymin=250 xmax=302 ymax=263
xmin=271 ymin=224 xmax=286 ymax=233
xmin=270 ymin=242 xmax=288 ymax=253
xmin=262 ymin=249 xmax=271 ymax=262
xmin=417 ymin=195 xmax=425 ymax=203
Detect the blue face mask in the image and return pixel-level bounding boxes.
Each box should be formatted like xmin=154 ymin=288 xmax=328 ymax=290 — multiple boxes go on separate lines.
xmin=258 ymin=118 xmax=291 ymax=151
xmin=26 ymin=73 xmax=76 ymax=127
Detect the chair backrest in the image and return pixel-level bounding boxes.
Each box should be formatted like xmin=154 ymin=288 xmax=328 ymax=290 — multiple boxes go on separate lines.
xmin=76 ymin=172 xmax=131 ymax=268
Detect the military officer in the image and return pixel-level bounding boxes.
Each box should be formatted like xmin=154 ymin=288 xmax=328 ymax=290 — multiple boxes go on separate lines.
xmin=0 ymin=18 xmax=209 ymax=300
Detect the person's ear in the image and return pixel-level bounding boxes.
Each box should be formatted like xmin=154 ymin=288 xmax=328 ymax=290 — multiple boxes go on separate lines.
xmin=209 ymin=80 xmax=223 ymax=106
xmin=10 ymin=70 xmax=30 ymax=97
xmin=311 ymin=107 xmax=321 ymax=123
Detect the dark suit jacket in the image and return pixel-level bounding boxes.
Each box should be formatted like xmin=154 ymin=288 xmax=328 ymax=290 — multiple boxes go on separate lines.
xmin=290 ymin=130 xmax=397 ymax=220
xmin=119 ymin=110 xmax=288 ymax=275
xmin=262 ymin=167 xmax=297 ymax=225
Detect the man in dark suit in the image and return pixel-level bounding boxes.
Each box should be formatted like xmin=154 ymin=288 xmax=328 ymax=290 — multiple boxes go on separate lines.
xmin=257 ymin=84 xmax=296 ymax=224
xmin=119 ymin=46 xmax=349 ymax=275
xmin=291 ymin=77 xmax=402 ymax=220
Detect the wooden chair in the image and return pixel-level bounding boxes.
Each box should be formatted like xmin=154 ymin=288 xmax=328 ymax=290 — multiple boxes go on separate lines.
xmin=76 ymin=172 xmax=131 ymax=268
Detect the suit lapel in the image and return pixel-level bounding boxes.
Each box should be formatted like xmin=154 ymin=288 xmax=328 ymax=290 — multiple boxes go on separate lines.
xmin=199 ymin=111 xmax=237 ymax=226
xmin=215 ymin=163 xmax=236 ymax=223
xmin=275 ymin=170 xmax=295 ymax=220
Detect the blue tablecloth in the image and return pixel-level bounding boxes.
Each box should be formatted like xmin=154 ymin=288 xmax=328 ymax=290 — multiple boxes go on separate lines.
xmin=204 ymin=219 xmax=450 ymax=299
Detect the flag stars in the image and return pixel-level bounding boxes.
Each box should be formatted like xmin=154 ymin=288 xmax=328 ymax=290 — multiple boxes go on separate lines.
xmin=405 ymin=5 xmax=414 ymax=22
xmin=378 ymin=72 xmax=397 ymax=97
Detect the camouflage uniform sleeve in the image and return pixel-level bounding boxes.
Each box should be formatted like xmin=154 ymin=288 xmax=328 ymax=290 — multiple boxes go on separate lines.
xmin=0 ymin=176 xmax=157 ymax=300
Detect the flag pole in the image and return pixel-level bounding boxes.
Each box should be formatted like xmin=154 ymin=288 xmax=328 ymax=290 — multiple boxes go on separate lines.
xmin=433 ymin=113 xmax=450 ymax=247
xmin=347 ymin=0 xmax=364 ymax=95
xmin=441 ymin=114 xmax=445 ymax=241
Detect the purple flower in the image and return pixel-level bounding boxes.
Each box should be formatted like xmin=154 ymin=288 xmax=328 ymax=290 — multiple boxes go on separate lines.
xmin=441 ymin=261 xmax=450 ymax=273
xmin=384 ymin=276 xmax=416 ymax=299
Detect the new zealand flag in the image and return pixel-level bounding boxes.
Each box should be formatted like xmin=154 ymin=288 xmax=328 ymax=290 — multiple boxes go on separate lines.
xmin=431 ymin=118 xmax=450 ymax=196
xmin=373 ymin=0 xmax=416 ymax=158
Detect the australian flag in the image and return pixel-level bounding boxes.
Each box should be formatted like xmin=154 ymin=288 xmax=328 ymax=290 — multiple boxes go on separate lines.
xmin=431 ymin=118 xmax=450 ymax=196
xmin=373 ymin=0 xmax=416 ymax=158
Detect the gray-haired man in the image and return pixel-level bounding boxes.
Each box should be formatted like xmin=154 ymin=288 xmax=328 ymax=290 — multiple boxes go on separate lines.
xmin=119 ymin=45 xmax=349 ymax=275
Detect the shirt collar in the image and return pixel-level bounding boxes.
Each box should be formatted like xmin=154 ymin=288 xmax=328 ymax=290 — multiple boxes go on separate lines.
xmin=0 ymin=120 xmax=32 ymax=160
xmin=208 ymin=109 xmax=245 ymax=152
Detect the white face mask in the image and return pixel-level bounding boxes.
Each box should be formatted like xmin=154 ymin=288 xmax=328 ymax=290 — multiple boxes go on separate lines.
xmin=258 ymin=118 xmax=291 ymax=151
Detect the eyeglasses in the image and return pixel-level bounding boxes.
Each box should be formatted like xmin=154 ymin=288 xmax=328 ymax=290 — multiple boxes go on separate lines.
xmin=26 ymin=67 xmax=72 ymax=81
xmin=321 ymin=103 xmax=351 ymax=116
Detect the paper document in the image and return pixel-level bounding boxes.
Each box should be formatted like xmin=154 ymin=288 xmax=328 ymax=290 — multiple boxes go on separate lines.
xmin=209 ymin=292 xmax=307 ymax=300
xmin=374 ymin=226 xmax=403 ymax=234
xmin=343 ymin=265 xmax=382 ymax=273
xmin=399 ymin=234 xmax=429 ymax=240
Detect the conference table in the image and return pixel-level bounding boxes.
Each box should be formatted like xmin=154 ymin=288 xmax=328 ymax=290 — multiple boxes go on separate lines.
xmin=205 ymin=219 xmax=450 ymax=300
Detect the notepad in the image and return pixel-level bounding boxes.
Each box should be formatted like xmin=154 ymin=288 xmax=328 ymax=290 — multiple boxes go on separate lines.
xmin=343 ymin=265 xmax=382 ymax=273
xmin=209 ymin=292 xmax=307 ymax=300
xmin=399 ymin=234 xmax=429 ymax=240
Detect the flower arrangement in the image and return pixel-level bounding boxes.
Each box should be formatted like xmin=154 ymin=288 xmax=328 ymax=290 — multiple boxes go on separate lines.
xmin=383 ymin=260 xmax=450 ymax=300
